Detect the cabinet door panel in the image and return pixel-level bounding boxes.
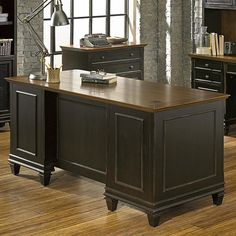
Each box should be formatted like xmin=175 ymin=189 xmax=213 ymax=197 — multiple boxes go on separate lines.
xmin=10 ymin=84 xmax=44 ymax=164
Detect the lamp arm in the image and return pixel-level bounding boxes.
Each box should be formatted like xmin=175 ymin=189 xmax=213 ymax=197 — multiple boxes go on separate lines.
xmin=24 ymin=0 xmax=53 ymax=22
xmin=25 ymin=21 xmax=49 ymax=57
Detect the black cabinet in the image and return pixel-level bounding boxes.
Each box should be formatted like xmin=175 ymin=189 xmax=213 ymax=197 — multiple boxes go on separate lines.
xmin=190 ymin=55 xmax=236 ymax=134
xmin=61 ymin=44 xmax=146 ymax=80
xmin=225 ymin=64 xmax=236 ymax=130
xmin=0 ymin=0 xmax=16 ymax=127
xmin=0 ymin=59 xmax=12 ymax=126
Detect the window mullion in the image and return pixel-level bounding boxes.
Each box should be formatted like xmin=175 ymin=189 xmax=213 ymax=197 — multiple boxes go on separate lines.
xmin=70 ymin=0 xmax=74 ymax=45
xmin=125 ymin=0 xmax=129 ymax=39
xmin=89 ymin=0 xmax=92 ymax=34
xmin=106 ymin=0 xmax=110 ymax=36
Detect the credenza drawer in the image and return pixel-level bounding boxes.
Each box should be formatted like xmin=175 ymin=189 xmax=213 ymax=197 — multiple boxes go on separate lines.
xmin=194 ymin=59 xmax=222 ymax=71
xmin=195 ymin=68 xmax=223 ymax=82
xmin=89 ymin=48 xmax=141 ymax=63
xmin=194 ymin=81 xmax=223 ymax=93
xmin=91 ymin=60 xmax=141 ymax=73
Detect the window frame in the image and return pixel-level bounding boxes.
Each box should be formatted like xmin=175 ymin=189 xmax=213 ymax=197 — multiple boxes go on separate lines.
xmin=43 ymin=0 xmax=129 ymax=66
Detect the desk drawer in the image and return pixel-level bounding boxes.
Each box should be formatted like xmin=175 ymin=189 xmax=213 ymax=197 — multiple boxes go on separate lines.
xmin=194 ymin=81 xmax=223 ymax=93
xmin=194 ymin=59 xmax=222 ymax=71
xmin=195 ymin=68 xmax=223 ymax=82
xmin=91 ymin=60 xmax=141 ymax=73
xmin=89 ymin=48 xmax=141 ymax=63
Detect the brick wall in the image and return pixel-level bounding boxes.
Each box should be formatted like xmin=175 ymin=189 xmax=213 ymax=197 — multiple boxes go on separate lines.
xmin=17 ymin=0 xmax=43 ymax=75
xmin=140 ymin=0 xmax=203 ymax=87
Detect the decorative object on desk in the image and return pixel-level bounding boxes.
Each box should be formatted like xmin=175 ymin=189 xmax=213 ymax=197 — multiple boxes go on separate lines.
xmin=46 ymin=64 xmax=61 ymax=83
xmin=0 ymin=39 xmax=12 ymax=55
xmin=107 ymin=36 xmax=128 ymax=44
xmin=224 ymin=41 xmax=236 ymax=55
xmin=20 ymin=0 xmax=69 ymax=81
xmin=0 ymin=5 xmax=2 ymax=14
xmin=195 ymin=26 xmax=211 ymax=55
xmin=80 ymin=33 xmax=110 ymax=48
xmin=80 ymin=71 xmax=117 ymax=84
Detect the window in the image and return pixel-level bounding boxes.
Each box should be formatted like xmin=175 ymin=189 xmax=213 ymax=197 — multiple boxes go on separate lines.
xmin=43 ymin=0 xmax=129 ymax=67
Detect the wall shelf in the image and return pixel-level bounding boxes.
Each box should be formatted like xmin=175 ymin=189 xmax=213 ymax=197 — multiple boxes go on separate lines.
xmin=0 ymin=21 xmax=13 ymax=26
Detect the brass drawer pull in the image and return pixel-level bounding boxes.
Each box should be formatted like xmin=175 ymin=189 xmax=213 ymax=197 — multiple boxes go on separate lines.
xmin=130 ymin=53 xmax=134 ymax=57
xmin=129 ymin=65 xmax=134 ymax=70
xmin=205 ymin=74 xmax=210 ymax=79
xmin=100 ymin=56 xmax=105 ymax=60
xmin=205 ymin=63 xmax=209 ymax=67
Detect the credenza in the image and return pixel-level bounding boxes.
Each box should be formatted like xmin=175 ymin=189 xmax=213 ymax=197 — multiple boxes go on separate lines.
xmin=6 ymin=70 xmax=227 ymax=227
xmin=190 ymin=54 xmax=236 ymax=134
xmin=61 ymin=43 xmax=146 ymax=80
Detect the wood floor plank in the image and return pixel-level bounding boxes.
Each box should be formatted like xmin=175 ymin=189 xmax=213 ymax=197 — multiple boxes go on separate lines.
xmin=2 ymin=124 xmax=236 ymax=235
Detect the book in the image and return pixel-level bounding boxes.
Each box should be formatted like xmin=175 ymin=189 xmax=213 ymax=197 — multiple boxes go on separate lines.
xmin=80 ymin=72 xmax=117 ymax=84
xmin=81 ymin=77 xmax=117 ymax=84
xmin=219 ymin=35 xmax=224 ymax=56
xmin=215 ymin=33 xmax=219 ymax=55
xmin=210 ymin=33 xmax=217 ymax=56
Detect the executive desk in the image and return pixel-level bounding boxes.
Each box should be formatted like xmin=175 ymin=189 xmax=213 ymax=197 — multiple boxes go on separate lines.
xmin=6 ymin=70 xmax=228 ymax=227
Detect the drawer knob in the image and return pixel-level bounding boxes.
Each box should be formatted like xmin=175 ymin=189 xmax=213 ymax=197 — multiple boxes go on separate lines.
xmin=100 ymin=56 xmax=105 ymax=60
xmin=205 ymin=63 xmax=209 ymax=67
xmin=205 ymin=74 xmax=210 ymax=79
xmin=130 ymin=53 xmax=134 ymax=57
xmin=129 ymin=65 xmax=134 ymax=70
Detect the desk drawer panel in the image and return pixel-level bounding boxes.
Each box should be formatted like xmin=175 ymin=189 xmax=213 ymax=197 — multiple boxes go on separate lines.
xmin=117 ymin=70 xmax=142 ymax=80
xmin=195 ymin=69 xmax=223 ymax=82
xmin=195 ymin=59 xmax=222 ymax=70
xmin=89 ymin=48 xmax=141 ymax=63
xmin=91 ymin=60 xmax=141 ymax=73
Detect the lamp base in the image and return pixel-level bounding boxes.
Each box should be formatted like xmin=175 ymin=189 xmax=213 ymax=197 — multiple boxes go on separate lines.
xmin=29 ymin=72 xmax=47 ymax=81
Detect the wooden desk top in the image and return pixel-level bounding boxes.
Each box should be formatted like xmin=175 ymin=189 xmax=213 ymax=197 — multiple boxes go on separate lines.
xmin=189 ymin=53 xmax=236 ymax=63
xmin=6 ymin=70 xmax=228 ymax=113
xmin=61 ymin=43 xmax=147 ymax=52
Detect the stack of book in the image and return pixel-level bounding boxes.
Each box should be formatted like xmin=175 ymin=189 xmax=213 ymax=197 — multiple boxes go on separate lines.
xmin=210 ymin=33 xmax=224 ymax=56
xmin=80 ymin=72 xmax=117 ymax=84
xmin=0 ymin=13 xmax=8 ymax=22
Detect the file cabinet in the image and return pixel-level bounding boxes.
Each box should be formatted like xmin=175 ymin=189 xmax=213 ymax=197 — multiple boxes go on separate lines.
xmin=61 ymin=43 xmax=146 ymax=80
xmin=190 ymin=54 xmax=236 ymax=134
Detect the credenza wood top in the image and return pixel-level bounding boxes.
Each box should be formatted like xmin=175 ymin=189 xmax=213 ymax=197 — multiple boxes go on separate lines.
xmin=189 ymin=53 xmax=236 ymax=63
xmin=61 ymin=43 xmax=147 ymax=52
xmin=6 ymin=70 xmax=228 ymax=112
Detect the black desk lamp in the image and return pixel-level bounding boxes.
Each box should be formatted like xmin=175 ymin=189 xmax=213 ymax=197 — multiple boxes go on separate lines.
xmin=22 ymin=0 xmax=69 ymax=80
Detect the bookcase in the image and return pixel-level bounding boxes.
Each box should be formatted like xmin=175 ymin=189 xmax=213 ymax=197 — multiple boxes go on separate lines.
xmin=204 ymin=1 xmax=236 ymax=41
xmin=190 ymin=2 xmax=236 ymax=134
xmin=0 ymin=0 xmax=16 ymax=127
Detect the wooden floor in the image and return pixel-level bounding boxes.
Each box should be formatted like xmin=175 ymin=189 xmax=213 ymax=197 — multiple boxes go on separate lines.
xmin=1 ymin=125 xmax=236 ymax=236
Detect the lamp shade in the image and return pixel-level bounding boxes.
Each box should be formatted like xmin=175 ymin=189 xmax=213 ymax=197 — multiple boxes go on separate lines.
xmin=51 ymin=3 xmax=69 ymax=26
